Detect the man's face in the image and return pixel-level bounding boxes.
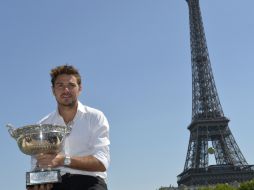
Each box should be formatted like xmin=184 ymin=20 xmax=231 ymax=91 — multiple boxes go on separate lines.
xmin=52 ymin=74 xmax=81 ymax=107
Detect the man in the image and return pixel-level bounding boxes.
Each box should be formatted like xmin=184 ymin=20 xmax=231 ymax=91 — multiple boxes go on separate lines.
xmin=28 ymin=65 xmax=110 ymax=190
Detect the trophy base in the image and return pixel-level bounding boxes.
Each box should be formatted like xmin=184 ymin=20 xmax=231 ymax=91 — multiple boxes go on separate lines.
xmin=26 ymin=170 xmax=62 ymax=186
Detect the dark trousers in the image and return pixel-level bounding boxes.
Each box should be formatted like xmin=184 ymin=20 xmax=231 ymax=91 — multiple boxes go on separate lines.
xmin=52 ymin=174 xmax=108 ymax=190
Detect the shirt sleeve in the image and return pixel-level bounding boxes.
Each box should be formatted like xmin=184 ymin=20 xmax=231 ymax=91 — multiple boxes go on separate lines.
xmin=89 ymin=111 xmax=110 ymax=169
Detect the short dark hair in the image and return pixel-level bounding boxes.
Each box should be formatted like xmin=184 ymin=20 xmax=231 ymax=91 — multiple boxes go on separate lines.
xmin=50 ymin=65 xmax=81 ymax=86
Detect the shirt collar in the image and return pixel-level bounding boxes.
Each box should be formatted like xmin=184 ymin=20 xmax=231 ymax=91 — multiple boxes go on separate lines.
xmin=55 ymin=101 xmax=87 ymax=122
xmin=77 ymin=101 xmax=87 ymax=113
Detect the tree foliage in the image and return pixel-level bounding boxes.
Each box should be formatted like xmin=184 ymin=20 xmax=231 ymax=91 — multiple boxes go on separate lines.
xmin=199 ymin=183 xmax=236 ymax=190
xmin=159 ymin=180 xmax=254 ymax=190
xmin=238 ymin=180 xmax=254 ymax=190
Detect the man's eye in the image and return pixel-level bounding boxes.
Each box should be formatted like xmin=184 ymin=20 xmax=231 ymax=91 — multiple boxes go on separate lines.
xmin=56 ymin=84 xmax=63 ymax=88
xmin=69 ymin=84 xmax=76 ymax=87
xmin=55 ymin=83 xmax=77 ymax=89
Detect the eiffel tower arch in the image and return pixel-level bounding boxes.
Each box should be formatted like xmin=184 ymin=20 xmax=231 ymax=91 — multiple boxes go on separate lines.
xmin=177 ymin=0 xmax=254 ymax=186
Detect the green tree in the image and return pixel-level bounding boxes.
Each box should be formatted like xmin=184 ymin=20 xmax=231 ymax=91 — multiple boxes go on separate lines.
xmin=199 ymin=184 xmax=236 ymax=190
xmin=238 ymin=179 xmax=254 ymax=190
xmin=215 ymin=184 xmax=236 ymax=190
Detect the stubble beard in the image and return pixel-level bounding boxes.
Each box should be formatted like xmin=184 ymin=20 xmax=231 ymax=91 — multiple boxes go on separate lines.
xmin=57 ymin=98 xmax=77 ymax=109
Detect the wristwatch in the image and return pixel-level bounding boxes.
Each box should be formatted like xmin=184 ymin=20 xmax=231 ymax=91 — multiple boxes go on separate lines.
xmin=64 ymin=155 xmax=71 ymax=166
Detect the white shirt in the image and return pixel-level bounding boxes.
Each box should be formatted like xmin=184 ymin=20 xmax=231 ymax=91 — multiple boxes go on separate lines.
xmin=31 ymin=101 xmax=110 ymax=179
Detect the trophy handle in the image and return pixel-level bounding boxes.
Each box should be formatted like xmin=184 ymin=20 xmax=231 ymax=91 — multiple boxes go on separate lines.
xmin=6 ymin=123 xmax=17 ymax=139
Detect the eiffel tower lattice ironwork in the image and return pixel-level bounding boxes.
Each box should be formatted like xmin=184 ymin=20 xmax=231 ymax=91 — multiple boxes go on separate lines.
xmin=177 ymin=0 xmax=254 ymax=186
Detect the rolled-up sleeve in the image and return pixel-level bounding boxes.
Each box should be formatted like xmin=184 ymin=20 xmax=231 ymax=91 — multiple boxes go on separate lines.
xmin=89 ymin=112 xmax=110 ymax=169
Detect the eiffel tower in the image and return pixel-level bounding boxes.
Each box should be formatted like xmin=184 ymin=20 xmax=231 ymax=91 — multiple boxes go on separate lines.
xmin=177 ymin=0 xmax=254 ymax=186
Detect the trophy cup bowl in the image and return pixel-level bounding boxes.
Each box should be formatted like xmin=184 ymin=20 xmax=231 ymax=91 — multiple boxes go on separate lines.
xmin=6 ymin=124 xmax=71 ymax=186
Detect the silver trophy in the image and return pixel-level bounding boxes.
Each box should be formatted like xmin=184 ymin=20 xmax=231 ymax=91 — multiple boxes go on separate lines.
xmin=6 ymin=124 xmax=71 ymax=186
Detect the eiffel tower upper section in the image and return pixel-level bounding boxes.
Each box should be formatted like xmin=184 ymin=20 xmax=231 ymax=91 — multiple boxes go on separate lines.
xmin=187 ymin=0 xmax=225 ymax=121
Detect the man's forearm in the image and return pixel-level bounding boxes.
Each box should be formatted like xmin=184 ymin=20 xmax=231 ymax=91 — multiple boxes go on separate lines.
xmin=57 ymin=154 xmax=106 ymax=172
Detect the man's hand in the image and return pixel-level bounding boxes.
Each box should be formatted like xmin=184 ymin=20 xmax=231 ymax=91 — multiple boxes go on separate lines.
xmin=27 ymin=184 xmax=53 ymax=190
xmin=36 ymin=153 xmax=64 ymax=169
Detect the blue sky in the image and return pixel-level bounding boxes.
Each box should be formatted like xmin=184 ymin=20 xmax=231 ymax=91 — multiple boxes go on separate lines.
xmin=1 ymin=0 xmax=254 ymax=190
